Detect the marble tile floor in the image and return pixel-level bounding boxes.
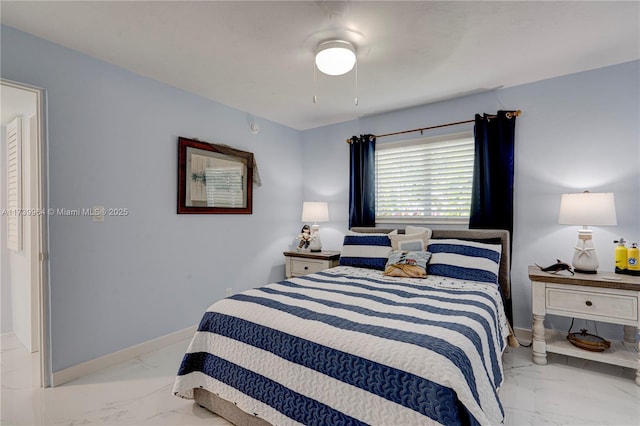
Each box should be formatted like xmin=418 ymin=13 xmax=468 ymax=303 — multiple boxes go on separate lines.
xmin=1 ymin=332 xmax=639 ymax=425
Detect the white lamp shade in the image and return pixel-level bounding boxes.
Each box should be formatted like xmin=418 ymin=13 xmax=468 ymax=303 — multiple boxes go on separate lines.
xmin=301 ymin=201 xmax=329 ymax=223
xmin=315 ymin=40 xmax=356 ymax=76
xmin=558 ymin=192 xmax=617 ymax=226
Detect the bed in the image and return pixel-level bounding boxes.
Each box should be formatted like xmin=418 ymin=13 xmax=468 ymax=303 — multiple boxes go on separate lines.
xmin=173 ymin=228 xmax=512 ymax=425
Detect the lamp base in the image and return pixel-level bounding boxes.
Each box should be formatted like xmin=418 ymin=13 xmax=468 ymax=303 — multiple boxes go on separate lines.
xmin=574 ymin=268 xmax=598 ymax=274
xmin=308 ymin=224 xmax=322 ymax=252
xmin=571 ymin=229 xmax=599 ymax=274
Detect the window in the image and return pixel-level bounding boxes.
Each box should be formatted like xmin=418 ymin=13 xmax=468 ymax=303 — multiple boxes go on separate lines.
xmin=375 ymin=132 xmax=474 ymax=224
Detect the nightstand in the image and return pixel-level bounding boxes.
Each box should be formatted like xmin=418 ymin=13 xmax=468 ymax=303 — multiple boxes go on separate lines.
xmin=529 ymin=265 xmax=640 ymax=385
xmin=283 ymin=250 xmax=341 ymax=278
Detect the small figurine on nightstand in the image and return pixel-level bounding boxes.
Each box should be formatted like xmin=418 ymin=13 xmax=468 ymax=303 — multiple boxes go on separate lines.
xmin=296 ymin=225 xmax=315 ymax=250
xmin=535 ymin=259 xmax=574 ymax=275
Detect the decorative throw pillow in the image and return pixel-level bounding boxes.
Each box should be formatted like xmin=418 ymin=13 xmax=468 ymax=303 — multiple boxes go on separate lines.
xmin=347 ymin=229 xmax=398 ymax=236
xmin=384 ymin=250 xmax=431 ymax=278
xmin=389 ymin=230 xmax=430 ymax=251
xmin=405 ymin=226 xmax=433 ymax=238
xmin=339 ymin=235 xmax=392 ymax=270
xmin=427 ymin=238 xmax=502 ymax=285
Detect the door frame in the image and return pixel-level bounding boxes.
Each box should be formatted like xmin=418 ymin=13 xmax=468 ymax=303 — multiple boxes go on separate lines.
xmin=2 ymin=78 xmax=50 ymax=387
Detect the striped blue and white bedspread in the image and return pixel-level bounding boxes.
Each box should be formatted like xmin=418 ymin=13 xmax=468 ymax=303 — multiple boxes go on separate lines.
xmin=173 ymin=266 xmax=509 ymax=425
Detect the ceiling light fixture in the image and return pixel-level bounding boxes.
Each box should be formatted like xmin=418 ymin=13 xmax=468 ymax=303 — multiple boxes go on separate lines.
xmin=315 ymin=40 xmax=356 ymax=76
xmin=313 ymin=40 xmax=359 ymax=106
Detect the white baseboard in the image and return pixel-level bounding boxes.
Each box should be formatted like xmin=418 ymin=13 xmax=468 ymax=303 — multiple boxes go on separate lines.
xmin=52 ymin=325 xmax=196 ymax=387
xmin=513 ymin=327 xmax=532 ymax=345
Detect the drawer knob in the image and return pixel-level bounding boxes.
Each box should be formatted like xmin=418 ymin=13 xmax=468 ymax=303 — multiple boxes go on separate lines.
xmin=304 ymin=266 xmax=309 ymax=270
xmin=585 ymin=300 xmax=593 ymax=307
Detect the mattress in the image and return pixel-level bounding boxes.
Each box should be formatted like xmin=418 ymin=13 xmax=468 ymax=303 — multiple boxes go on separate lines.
xmin=173 ymin=265 xmax=509 ymax=425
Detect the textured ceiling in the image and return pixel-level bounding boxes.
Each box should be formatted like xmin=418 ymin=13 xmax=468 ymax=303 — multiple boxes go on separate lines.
xmin=1 ymin=1 xmax=638 ymax=130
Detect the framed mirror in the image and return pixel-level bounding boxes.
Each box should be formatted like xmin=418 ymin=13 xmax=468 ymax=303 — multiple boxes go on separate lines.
xmin=177 ymin=137 xmax=254 ymax=214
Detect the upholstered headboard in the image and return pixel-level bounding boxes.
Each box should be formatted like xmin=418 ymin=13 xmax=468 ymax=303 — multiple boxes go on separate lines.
xmin=350 ymin=227 xmax=511 ymax=300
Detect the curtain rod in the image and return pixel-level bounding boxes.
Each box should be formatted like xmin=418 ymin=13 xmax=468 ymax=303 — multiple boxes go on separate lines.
xmin=345 ymin=110 xmax=521 ymax=143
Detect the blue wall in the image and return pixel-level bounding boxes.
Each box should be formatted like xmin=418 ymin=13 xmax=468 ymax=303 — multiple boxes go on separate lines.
xmin=3 ymin=23 xmax=638 ymax=372
xmin=302 ymin=60 xmax=640 ymax=337
xmin=1 ymin=26 xmax=304 ymax=371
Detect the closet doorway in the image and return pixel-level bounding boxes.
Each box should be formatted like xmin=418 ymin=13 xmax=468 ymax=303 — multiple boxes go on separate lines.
xmin=0 ymin=79 xmax=49 ymax=387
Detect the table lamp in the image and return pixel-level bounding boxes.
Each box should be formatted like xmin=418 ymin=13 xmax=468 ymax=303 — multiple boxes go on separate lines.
xmin=301 ymin=201 xmax=329 ymax=252
xmin=558 ymin=191 xmax=617 ymax=273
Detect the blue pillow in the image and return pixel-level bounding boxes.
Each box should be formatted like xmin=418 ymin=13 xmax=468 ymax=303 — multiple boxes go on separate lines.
xmin=339 ymin=235 xmax=392 ymax=270
xmin=427 ymin=238 xmax=502 ymax=285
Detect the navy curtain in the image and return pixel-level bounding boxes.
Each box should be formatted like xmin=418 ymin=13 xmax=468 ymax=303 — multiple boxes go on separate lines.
xmin=470 ymin=111 xmax=516 ymax=236
xmin=470 ymin=111 xmax=516 ymax=324
xmin=348 ymin=134 xmax=376 ymax=228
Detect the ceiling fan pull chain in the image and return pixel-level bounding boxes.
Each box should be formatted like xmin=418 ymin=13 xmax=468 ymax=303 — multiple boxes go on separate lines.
xmin=313 ymin=62 xmax=318 ymax=104
xmin=354 ymin=60 xmax=358 ymax=106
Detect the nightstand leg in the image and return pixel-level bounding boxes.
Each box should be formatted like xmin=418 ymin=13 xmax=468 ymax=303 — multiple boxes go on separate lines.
xmin=532 ymin=314 xmax=547 ymax=365
xmin=625 ymin=325 xmax=640 ymax=386
xmin=636 ymin=327 xmax=640 ymax=386
xmin=623 ymin=325 xmax=636 ymax=343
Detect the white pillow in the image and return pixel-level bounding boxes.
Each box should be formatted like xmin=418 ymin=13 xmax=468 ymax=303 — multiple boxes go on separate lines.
xmin=405 ymin=226 xmax=433 ymax=239
xmin=389 ymin=230 xmax=430 ymax=251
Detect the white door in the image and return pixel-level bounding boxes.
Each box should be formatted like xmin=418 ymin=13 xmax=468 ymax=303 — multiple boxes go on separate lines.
xmin=0 ymin=79 xmax=49 ymax=387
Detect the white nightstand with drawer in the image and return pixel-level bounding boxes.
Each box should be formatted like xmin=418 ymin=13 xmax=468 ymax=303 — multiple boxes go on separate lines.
xmin=529 ymin=265 xmax=640 ymax=385
xmin=284 ymin=250 xmax=341 ymax=278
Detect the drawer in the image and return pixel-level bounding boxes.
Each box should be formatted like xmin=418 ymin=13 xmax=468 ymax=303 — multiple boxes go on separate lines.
xmin=546 ymin=288 xmax=638 ymax=322
xmin=290 ymin=259 xmax=327 ymax=276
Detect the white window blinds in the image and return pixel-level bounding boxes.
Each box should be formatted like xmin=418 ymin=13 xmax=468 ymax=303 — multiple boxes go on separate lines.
xmin=6 ymin=117 xmax=23 ymax=251
xmin=375 ymin=132 xmax=474 ymax=223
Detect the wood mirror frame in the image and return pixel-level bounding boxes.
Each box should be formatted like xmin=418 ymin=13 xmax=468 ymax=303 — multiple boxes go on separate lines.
xmin=177 ymin=137 xmax=254 ymax=214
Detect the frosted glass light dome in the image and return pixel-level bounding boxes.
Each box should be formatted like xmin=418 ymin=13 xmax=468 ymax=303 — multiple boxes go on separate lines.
xmin=315 ymin=40 xmax=356 ymax=76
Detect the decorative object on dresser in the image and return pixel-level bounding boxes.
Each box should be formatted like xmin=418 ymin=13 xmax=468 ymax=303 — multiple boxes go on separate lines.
xmin=558 ymin=191 xmax=617 ymax=273
xmin=614 ymin=238 xmax=640 ymax=276
xmin=566 ymin=323 xmax=611 ymax=352
xmin=301 ymin=201 xmax=329 ymax=252
xmin=529 ymin=265 xmax=640 ymax=386
xmin=535 ymin=259 xmax=574 ymax=275
xmin=283 ymin=250 xmax=340 ymax=278
xmin=629 ymin=243 xmax=640 ymax=275
xmin=296 ymin=225 xmax=313 ymax=250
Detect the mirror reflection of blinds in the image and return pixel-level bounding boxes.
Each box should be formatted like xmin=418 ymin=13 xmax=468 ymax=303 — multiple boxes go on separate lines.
xmin=205 ymin=168 xmax=244 ymax=207
xmin=375 ymin=135 xmax=474 ymax=222
xmin=6 ymin=117 xmax=23 ymax=251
